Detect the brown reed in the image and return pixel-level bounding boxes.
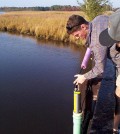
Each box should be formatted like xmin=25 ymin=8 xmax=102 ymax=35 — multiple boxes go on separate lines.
xmin=0 ymin=11 xmax=111 ymax=45
xmin=0 ymin=11 xmax=87 ymax=45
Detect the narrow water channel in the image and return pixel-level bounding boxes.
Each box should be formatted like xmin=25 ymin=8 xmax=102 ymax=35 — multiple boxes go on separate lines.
xmin=0 ymin=32 xmax=87 ymax=134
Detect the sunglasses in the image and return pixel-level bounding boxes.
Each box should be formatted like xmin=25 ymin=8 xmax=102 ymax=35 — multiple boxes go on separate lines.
xmin=66 ymin=24 xmax=80 ymax=30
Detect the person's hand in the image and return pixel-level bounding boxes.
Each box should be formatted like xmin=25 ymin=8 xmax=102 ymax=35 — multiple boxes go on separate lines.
xmin=73 ymin=74 xmax=86 ymax=85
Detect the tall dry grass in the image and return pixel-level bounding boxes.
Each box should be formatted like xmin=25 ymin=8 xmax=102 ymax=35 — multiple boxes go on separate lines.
xmin=0 ymin=11 xmax=87 ymax=45
xmin=0 ymin=11 xmax=112 ymax=45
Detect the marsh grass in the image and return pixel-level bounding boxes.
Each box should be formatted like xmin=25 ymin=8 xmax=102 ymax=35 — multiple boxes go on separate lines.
xmin=0 ymin=11 xmax=87 ymax=45
xmin=0 ymin=11 xmax=111 ymax=45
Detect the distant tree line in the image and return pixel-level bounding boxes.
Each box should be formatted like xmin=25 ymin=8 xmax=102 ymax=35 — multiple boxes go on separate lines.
xmin=0 ymin=5 xmax=80 ymax=12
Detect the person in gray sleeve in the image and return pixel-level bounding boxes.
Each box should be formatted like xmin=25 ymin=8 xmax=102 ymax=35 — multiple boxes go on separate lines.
xmin=66 ymin=11 xmax=120 ymax=133
xmin=66 ymin=14 xmax=109 ymax=84
xmin=100 ymin=10 xmax=120 ymax=134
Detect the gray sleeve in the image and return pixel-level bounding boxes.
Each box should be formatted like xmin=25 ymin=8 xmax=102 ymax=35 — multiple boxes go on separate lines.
xmin=109 ymin=43 xmax=120 ymax=76
xmin=84 ymin=45 xmax=108 ymax=79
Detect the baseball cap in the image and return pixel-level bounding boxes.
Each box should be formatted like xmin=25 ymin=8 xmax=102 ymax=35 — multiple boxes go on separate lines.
xmin=108 ymin=9 xmax=120 ymax=41
xmin=99 ymin=9 xmax=120 ymax=47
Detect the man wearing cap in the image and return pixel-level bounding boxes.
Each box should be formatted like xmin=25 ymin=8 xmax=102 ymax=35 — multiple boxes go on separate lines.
xmin=66 ymin=11 xmax=120 ymax=133
xmin=107 ymin=11 xmax=120 ymax=133
xmin=99 ymin=12 xmax=120 ymax=133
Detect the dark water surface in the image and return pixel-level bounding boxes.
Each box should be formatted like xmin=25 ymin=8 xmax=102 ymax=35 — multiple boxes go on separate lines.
xmin=0 ymin=32 xmax=86 ymax=134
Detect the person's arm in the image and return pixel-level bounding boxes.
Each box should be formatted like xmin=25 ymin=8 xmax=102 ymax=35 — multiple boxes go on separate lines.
xmin=73 ymin=45 xmax=107 ymax=85
xmin=84 ymin=44 xmax=108 ymax=79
